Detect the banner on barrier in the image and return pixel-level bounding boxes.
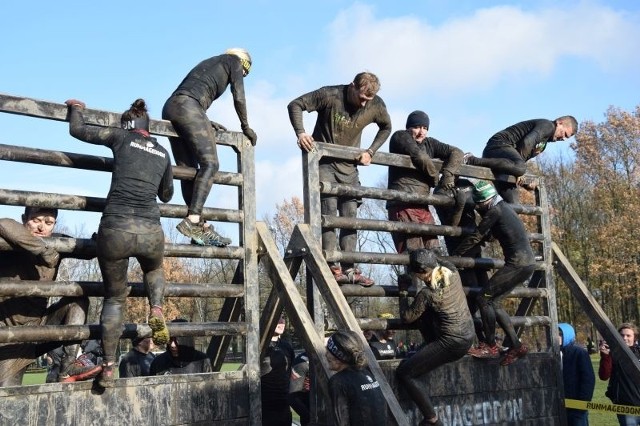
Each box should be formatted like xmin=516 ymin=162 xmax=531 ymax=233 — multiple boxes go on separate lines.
xmin=566 ymin=399 xmax=640 ymax=415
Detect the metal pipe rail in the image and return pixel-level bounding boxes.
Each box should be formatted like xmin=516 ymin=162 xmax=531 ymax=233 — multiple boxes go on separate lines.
xmin=0 ymin=236 xmax=244 ymax=260
xmin=0 ymin=321 xmax=248 ymax=344
xmin=356 ymin=315 xmax=551 ymax=331
xmin=324 ymin=249 xmax=506 ymax=269
xmin=0 ymin=188 xmax=243 ymax=223
xmin=320 ymin=181 xmax=543 ymax=215
xmin=0 ymin=281 xmax=245 ymax=298
xmin=0 ymin=93 xmax=244 ymax=149
xmin=0 ymin=143 xmax=243 ymax=186
xmin=339 ymin=283 xmax=548 ymax=299
xmin=322 ymin=215 xmax=544 ymax=242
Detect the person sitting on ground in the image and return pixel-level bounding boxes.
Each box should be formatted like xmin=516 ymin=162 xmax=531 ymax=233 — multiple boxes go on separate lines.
xmin=558 ymin=323 xmax=595 ymax=426
xmin=119 ymin=337 xmax=156 ymax=378
xmin=325 ymin=330 xmax=387 ymax=426
xmin=150 ymin=320 xmax=211 ymax=375
xmin=163 ymin=48 xmax=256 ymax=247
xmin=387 ymin=110 xmax=463 ymax=253
xmin=66 ymin=98 xmax=174 ymax=388
xmin=453 ymin=181 xmax=535 ymax=366
xmin=288 ymin=72 xmax=392 ymax=287
xmin=0 ymin=206 xmax=89 ymax=386
xmin=396 ymin=249 xmax=475 ymax=426
xmin=599 ymin=323 xmax=640 ymax=426
xmin=464 ymin=116 xmax=577 ymax=203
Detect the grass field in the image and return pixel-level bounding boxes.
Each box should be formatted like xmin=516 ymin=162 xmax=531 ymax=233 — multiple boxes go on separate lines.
xmin=21 ymin=356 xmax=623 ymax=424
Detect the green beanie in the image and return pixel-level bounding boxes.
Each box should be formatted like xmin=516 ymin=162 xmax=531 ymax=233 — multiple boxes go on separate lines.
xmin=472 ymin=180 xmax=497 ymax=203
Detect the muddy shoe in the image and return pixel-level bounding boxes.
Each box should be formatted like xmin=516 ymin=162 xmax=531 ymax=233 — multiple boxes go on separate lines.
xmin=468 ymin=342 xmax=500 ymax=359
xmin=344 ymin=268 xmax=375 ymax=287
xmin=149 ymin=306 xmax=170 ymax=346
xmin=176 ymin=218 xmax=207 ymax=245
xmin=201 ymin=223 xmax=232 ymax=247
xmin=500 ymin=344 xmax=528 ymax=366
xmin=96 ymin=363 xmax=115 ymax=388
xmin=60 ymin=363 xmax=102 ymax=383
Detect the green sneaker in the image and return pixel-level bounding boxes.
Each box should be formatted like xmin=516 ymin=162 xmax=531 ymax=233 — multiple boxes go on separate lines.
xmin=176 ymin=218 xmax=207 ymax=245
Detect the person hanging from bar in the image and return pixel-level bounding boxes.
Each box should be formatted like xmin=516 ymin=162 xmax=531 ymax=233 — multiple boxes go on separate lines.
xmin=163 ymin=48 xmax=257 ymax=246
xmin=66 ymin=98 xmax=174 ymax=388
xmin=452 ymin=180 xmax=535 ymax=366
xmin=0 ymin=206 xmax=90 ymax=386
xmin=396 ymin=249 xmax=475 ymax=426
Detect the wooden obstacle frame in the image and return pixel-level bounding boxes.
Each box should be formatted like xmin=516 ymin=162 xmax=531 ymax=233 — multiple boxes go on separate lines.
xmin=1 ymin=93 xmax=639 ymax=425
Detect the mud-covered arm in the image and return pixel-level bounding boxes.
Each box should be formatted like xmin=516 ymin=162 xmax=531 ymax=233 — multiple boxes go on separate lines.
xmin=158 ymin=159 xmax=174 ymax=203
xmin=366 ymin=99 xmax=392 ymax=154
xmin=0 ymin=218 xmax=58 ymax=267
xmin=399 ymin=288 xmax=428 ymax=324
xmin=67 ymin=104 xmax=119 ymax=146
xmin=392 ymin=131 xmax=439 ymax=187
xmin=452 ymin=208 xmax=498 ymax=256
xmin=518 ymin=120 xmax=556 ymax=160
xmin=229 ymin=64 xmax=250 ymax=129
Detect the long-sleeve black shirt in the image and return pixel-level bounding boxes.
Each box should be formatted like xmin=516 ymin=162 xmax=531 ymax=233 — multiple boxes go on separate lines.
xmin=287 ymin=84 xmax=391 ymax=174
xmin=387 ymin=130 xmax=463 ymax=208
xmin=453 ymin=199 xmax=535 ymax=267
xmin=68 ymin=107 xmax=173 ymax=222
xmin=328 ymin=367 xmax=387 ymax=426
xmin=485 ymin=119 xmax=556 ymax=162
xmin=170 ymin=54 xmax=250 ymax=129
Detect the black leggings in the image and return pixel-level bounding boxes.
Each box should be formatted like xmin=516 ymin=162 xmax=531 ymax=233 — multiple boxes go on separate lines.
xmin=468 ymin=146 xmax=527 ymax=203
xmin=476 ymin=263 xmax=535 ymax=347
xmin=396 ymin=335 xmax=472 ymax=419
xmin=97 ymin=216 xmax=166 ymax=364
xmin=163 ymin=94 xmax=219 ymax=216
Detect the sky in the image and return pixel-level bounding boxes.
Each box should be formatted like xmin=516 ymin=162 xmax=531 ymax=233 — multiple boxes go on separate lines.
xmin=0 ymin=0 xmax=638 ymax=243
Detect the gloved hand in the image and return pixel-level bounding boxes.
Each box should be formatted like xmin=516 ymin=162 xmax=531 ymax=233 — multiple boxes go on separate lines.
xmin=438 ymin=170 xmax=455 ymax=190
xmin=210 ymin=121 xmax=227 ymax=131
xmin=242 ymin=126 xmax=257 ymax=146
xmin=65 ymin=99 xmax=86 ymax=109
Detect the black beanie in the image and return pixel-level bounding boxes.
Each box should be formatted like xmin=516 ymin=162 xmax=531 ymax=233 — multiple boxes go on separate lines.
xmin=406 ymin=110 xmax=430 ymax=129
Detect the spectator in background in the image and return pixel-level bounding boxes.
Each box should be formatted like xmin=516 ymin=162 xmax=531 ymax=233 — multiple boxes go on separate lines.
xmin=599 ymin=323 xmax=640 ymax=426
xmin=325 ymin=330 xmax=386 ymax=425
xmin=150 ymin=319 xmax=211 ymax=375
xmin=261 ymin=316 xmax=295 ymax=426
xmin=558 ymin=323 xmax=595 ymax=426
xmin=119 ymin=337 xmax=155 ymax=378
xmin=288 ymin=351 xmax=310 ymax=426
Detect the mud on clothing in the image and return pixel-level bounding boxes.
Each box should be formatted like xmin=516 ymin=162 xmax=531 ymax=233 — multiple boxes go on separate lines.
xmin=0 ymin=218 xmax=87 ymax=385
xmin=397 ymin=264 xmax=474 ymax=420
xmin=328 ymin=367 xmax=387 ymax=426
xmin=288 ymin=84 xmax=391 ymax=268
xmin=453 ymin=198 xmax=535 ymax=347
xmin=163 ymin=54 xmax=249 ymax=215
xmin=69 ymin=106 xmax=173 ymax=364
xmin=387 ymin=130 xmax=463 ymax=206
